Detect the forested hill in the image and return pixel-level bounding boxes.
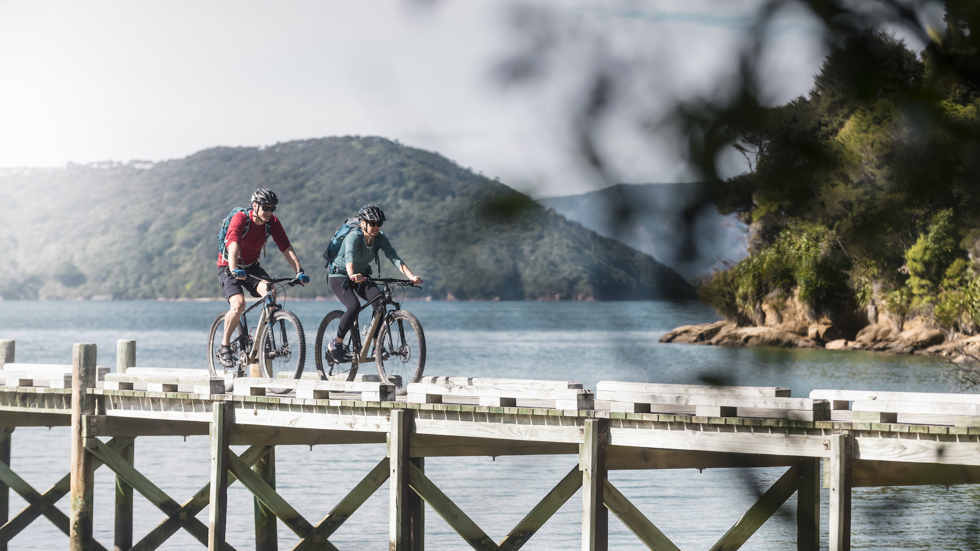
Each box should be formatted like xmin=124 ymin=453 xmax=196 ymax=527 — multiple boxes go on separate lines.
xmin=538 ymin=183 xmax=747 ymax=280
xmin=0 ymin=137 xmax=695 ymax=301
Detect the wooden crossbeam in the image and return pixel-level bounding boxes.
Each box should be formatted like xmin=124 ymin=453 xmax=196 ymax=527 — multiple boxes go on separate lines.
xmin=131 ymin=445 xmax=270 ymax=551
xmin=88 ymin=438 xmax=213 ymax=547
xmin=0 ymin=436 xmax=125 ymax=550
xmin=226 ymin=447 xmax=315 ymax=538
xmin=709 ymin=466 xmax=800 ymax=551
xmin=408 ymin=462 xmax=498 ymax=551
xmin=294 ymin=457 xmax=391 ymax=551
xmin=602 ymin=480 xmax=679 ymax=551
xmin=497 ymin=464 xmax=582 ymax=551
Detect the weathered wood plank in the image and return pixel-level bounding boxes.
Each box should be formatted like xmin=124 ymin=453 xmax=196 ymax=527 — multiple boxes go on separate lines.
xmin=708 ymin=466 xmax=798 ymax=551
xmin=208 ymin=402 xmax=232 ymax=551
xmin=226 ymin=447 xmax=314 ymax=538
xmin=597 ymin=381 xmax=789 ymax=397
xmin=408 ymin=462 xmax=497 ymax=551
xmin=0 ymin=342 xmax=12 ymax=368
xmin=854 ymin=435 xmax=980 ymax=465
xmin=608 ymin=428 xmax=830 ymax=458
xmin=70 ymin=343 xmax=97 ymax=551
xmin=851 ymin=459 xmax=980 ymax=486
xmin=0 ymin=452 xmax=71 ymax=537
xmin=418 ymin=377 xmax=583 ymax=390
xmin=411 ymin=434 xmax=577 ymax=458
xmin=811 ymin=389 xmax=980 ymax=404
xmin=830 ymin=434 xmax=852 ymax=551
xmin=498 ymin=465 xmax=582 ymax=551
xmin=602 ymin=479 xmax=679 ymax=551
xmin=296 ymin=458 xmax=389 ymax=551
xmin=582 ymin=418 xmax=608 ymax=551
xmin=606 ymin=447 xmax=797 ymax=470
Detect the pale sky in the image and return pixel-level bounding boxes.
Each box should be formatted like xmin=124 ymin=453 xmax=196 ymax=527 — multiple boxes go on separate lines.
xmin=0 ymin=0 xmax=935 ymax=196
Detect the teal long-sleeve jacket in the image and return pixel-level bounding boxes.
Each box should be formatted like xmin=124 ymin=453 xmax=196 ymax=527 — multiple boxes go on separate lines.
xmin=328 ymin=228 xmax=404 ymax=278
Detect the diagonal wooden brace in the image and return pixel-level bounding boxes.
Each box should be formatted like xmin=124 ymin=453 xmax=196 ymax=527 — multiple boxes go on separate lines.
xmin=293 ymin=457 xmax=391 ymax=551
xmin=0 ymin=436 xmax=126 ymax=550
xmin=130 ymin=445 xmax=271 ymax=551
xmin=603 ymin=480 xmax=679 ymax=551
xmin=709 ymin=466 xmax=800 ymax=551
xmin=408 ymin=462 xmax=498 ymax=551
xmin=497 ymin=464 xmax=582 ymax=551
xmin=226 ymin=446 xmax=315 ymax=539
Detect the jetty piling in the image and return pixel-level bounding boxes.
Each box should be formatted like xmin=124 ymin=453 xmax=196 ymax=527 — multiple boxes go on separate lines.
xmin=0 ymin=338 xmax=979 ymax=549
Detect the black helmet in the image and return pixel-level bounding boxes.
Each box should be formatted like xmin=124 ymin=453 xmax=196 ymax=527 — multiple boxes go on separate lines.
xmin=251 ymin=188 xmax=278 ymax=206
xmin=358 ymin=204 xmax=386 ymax=223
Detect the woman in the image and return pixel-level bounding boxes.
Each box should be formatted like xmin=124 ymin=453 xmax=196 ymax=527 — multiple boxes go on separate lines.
xmin=327 ymin=204 xmax=423 ymax=361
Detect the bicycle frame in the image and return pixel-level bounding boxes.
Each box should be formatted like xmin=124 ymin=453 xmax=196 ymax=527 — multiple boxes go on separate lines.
xmin=234 ymin=277 xmax=293 ymax=370
xmin=347 ymin=281 xmax=402 ymax=364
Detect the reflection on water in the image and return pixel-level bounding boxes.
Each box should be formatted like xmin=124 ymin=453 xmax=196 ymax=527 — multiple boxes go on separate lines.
xmin=0 ymin=300 xmax=976 ymax=550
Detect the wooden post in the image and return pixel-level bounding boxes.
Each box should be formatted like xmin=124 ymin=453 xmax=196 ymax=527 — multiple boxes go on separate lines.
xmin=0 ymin=340 xmax=12 ymax=368
xmin=410 ymin=457 xmax=424 ymax=551
xmin=0 ymin=339 xmax=14 ymax=551
xmin=582 ymin=418 xmax=609 ymax=551
xmin=254 ymin=447 xmax=278 ymax=551
xmin=209 ymin=402 xmax=233 ymax=551
xmin=829 ymin=434 xmax=852 ymax=551
xmin=70 ymin=343 xmax=97 ymax=551
xmin=797 ymin=458 xmax=819 ymax=551
xmin=390 ymin=409 xmax=414 ymax=551
xmin=116 ymin=339 xmax=135 ymax=374
xmin=114 ymin=437 xmax=134 ymax=551
xmin=0 ymin=428 xmax=10 ymax=551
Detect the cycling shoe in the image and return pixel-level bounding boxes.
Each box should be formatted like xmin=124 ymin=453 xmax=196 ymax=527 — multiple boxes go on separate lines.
xmin=329 ymin=342 xmax=351 ymax=363
xmin=218 ymin=345 xmax=235 ymax=368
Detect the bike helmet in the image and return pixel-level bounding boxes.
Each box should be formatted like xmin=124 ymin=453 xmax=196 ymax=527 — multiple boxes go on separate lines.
xmin=251 ymin=188 xmax=278 ymax=206
xmin=358 ymin=204 xmax=386 ymax=223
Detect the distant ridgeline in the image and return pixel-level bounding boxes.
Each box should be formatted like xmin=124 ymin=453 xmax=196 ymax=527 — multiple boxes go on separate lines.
xmin=538 ymin=183 xmax=747 ymax=281
xmin=0 ymin=137 xmax=695 ymax=301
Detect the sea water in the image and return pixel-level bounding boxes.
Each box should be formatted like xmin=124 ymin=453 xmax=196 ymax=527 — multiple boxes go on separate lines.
xmin=0 ymin=299 xmax=977 ymax=550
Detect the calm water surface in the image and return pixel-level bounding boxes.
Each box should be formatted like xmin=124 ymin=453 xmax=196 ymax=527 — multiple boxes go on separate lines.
xmin=0 ymin=300 xmax=976 ymax=550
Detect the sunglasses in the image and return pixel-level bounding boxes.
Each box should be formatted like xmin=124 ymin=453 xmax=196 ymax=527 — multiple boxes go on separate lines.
xmin=365 ymin=220 xmax=382 ymax=228
xmin=258 ymin=204 xmax=277 ymax=213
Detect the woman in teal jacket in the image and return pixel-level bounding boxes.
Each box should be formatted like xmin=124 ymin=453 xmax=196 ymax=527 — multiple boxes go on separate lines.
xmin=327 ymin=204 xmax=422 ymax=361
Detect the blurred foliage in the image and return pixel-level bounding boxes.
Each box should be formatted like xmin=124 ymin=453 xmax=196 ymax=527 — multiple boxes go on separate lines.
xmin=0 ymin=137 xmax=695 ymax=301
xmin=700 ymin=7 xmax=980 ymax=330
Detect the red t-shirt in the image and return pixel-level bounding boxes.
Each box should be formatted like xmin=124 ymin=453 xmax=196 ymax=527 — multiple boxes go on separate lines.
xmin=216 ymin=210 xmax=291 ymax=267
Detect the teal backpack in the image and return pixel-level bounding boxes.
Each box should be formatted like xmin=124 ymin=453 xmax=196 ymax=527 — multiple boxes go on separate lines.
xmin=322 ymin=215 xmax=380 ymax=274
xmin=217 ymin=207 xmax=271 ymax=262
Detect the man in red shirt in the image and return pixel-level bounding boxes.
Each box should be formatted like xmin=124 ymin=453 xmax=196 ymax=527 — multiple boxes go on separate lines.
xmin=216 ymin=188 xmax=309 ymax=367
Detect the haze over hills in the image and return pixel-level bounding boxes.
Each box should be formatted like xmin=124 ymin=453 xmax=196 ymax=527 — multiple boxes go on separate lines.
xmin=0 ymin=137 xmax=696 ymax=301
xmin=538 ymin=183 xmax=748 ymax=280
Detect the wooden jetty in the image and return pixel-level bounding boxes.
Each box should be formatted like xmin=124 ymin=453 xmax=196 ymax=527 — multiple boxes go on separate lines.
xmin=1 ymin=338 xmax=980 ymax=550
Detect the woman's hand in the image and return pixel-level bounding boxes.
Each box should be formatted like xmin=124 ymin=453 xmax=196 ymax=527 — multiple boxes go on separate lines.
xmin=350 ymin=273 xmax=365 ymax=283
xmin=410 ymin=276 xmax=423 ymax=285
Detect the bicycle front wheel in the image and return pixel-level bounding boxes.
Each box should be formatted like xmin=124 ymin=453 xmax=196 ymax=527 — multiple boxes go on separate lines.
xmin=375 ymin=310 xmax=425 ymax=390
xmin=207 ymin=312 xmax=247 ymax=378
xmin=314 ymin=310 xmax=358 ymax=381
xmin=258 ymin=310 xmax=306 ymax=385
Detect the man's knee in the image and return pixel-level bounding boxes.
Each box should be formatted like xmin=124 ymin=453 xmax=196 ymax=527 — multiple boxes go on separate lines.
xmin=228 ymin=294 xmax=245 ymax=315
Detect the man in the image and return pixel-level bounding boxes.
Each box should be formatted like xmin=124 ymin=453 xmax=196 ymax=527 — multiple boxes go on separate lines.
xmin=216 ymin=188 xmax=309 ymax=367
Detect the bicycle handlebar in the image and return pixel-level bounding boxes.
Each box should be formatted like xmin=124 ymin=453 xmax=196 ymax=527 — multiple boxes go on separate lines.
xmin=243 ymin=275 xmax=303 ymax=287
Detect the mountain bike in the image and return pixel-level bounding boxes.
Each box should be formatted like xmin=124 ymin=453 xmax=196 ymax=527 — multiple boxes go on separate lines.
xmin=207 ymin=275 xmax=306 ymax=392
xmin=314 ymin=277 xmax=425 ymax=391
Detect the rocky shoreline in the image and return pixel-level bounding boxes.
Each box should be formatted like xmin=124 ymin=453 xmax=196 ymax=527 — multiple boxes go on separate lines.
xmin=660 ymin=319 xmax=980 ymax=362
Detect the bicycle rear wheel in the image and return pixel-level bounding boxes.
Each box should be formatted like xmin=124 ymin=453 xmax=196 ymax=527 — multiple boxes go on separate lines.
xmin=258 ymin=310 xmax=305 ymax=389
xmin=207 ymin=312 xmax=248 ymax=378
xmin=375 ymin=309 xmax=425 ymax=390
xmin=314 ymin=310 xmax=358 ymax=381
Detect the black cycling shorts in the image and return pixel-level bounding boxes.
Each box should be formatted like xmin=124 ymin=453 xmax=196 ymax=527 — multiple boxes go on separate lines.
xmin=217 ymin=263 xmax=271 ymax=301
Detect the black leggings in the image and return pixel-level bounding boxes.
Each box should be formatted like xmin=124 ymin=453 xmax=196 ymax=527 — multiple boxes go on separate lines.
xmin=329 ymin=277 xmax=382 ymax=339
